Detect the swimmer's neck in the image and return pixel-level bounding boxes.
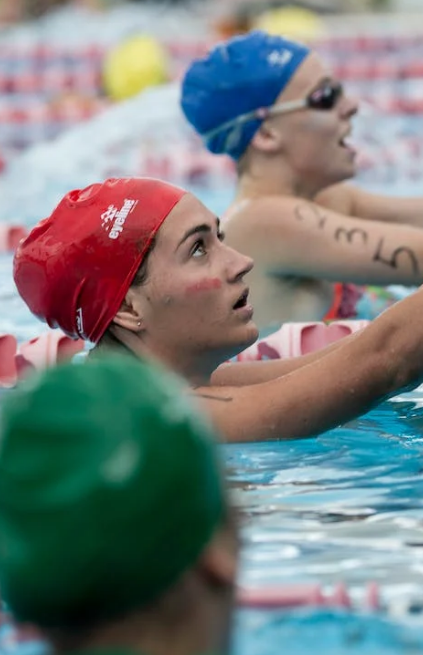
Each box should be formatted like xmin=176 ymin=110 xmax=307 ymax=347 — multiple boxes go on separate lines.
xmin=108 ymin=326 xmax=220 ymax=388
xmin=49 ymin=601 xmax=227 ymax=655
xmin=134 ymin=344 xmax=217 ymax=388
xmin=236 ymin=155 xmax=324 ymax=201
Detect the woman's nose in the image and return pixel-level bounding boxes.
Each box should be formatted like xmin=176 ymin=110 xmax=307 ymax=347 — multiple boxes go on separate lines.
xmin=340 ymin=92 xmax=359 ymax=119
xmin=228 ymin=246 xmax=254 ymax=281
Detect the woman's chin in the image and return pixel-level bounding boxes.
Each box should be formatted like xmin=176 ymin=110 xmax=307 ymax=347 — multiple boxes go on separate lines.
xmin=239 ymin=323 xmax=259 ymax=351
xmin=215 ymin=323 xmax=259 ymax=364
xmin=338 ymin=156 xmax=358 ymax=182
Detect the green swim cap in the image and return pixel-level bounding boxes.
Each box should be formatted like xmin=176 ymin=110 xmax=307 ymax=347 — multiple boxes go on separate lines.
xmin=0 ymin=354 xmax=225 ymax=628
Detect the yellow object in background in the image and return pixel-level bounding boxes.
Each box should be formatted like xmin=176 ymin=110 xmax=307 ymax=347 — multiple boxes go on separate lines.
xmin=103 ymin=35 xmax=168 ymax=102
xmin=253 ymin=5 xmax=325 ymax=41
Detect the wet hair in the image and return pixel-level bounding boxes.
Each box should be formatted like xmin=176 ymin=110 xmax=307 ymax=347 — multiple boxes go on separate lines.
xmin=91 ymin=238 xmax=156 ymax=355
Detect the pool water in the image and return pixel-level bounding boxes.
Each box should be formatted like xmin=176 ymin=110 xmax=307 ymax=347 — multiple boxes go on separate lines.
xmin=230 ymin=389 xmax=423 ymax=653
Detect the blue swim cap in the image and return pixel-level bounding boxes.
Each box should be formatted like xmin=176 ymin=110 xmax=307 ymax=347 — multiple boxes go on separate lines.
xmin=180 ymin=31 xmax=310 ymax=160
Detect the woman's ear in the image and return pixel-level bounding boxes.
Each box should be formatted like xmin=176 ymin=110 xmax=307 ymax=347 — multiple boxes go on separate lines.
xmin=197 ymin=525 xmax=238 ymax=590
xmin=113 ymin=287 xmax=144 ymax=332
xmin=250 ymin=120 xmax=284 ymax=154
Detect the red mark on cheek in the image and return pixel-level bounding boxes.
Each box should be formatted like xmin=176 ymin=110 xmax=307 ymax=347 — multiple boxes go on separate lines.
xmin=185 ymin=278 xmax=222 ymax=295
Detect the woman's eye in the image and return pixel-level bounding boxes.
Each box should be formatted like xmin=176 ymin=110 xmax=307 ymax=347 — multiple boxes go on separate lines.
xmin=192 ymin=240 xmax=206 ymax=257
xmin=191 ymin=231 xmax=224 ymax=257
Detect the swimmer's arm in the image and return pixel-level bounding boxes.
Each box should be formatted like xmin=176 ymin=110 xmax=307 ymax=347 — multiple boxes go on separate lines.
xmin=241 ymin=196 xmax=423 ymax=286
xmin=317 ymin=183 xmax=423 ymax=229
xmin=196 ymin=288 xmax=423 ymax=442
xmin=351 ymin=188 xmax=423 ymax=228
xmin=211 ymin=336 xmax=353 ymax=386
xmin=314 ymin=182 xmax=356 ymax=215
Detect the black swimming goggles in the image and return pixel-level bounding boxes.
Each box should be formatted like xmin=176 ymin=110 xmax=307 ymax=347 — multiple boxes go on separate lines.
xmin=202 ymin=80 xmax=344 ymax=143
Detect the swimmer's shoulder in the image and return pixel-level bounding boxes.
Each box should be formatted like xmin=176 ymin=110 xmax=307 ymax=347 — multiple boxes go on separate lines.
xmin=226 ymin=185 xmax=358 ymax=234
xmin=224 ymin=194 xmax=301 ymax=229
xmin=223 ymin=194 xmax=324 ymax=247
xmin=226 ymin=181 xmax=356 ymax=225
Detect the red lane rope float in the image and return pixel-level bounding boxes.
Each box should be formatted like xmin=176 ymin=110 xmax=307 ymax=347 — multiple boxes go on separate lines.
xmin=237 ymin=582 xmax=380 ymax=611
xmin=236 ymin=320 xmax=370 ymax=362
xmin=0 ymin=330 xmax=85 ymax=387
xmin=0 ymin=224 xmax=28 ymax=253
xmin=0 ymin=333 xmax=18 ymax=387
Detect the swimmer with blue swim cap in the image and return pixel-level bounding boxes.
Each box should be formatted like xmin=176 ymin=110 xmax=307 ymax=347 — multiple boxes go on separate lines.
xmin=181 ymin=31 xmax=310 ymax=161
xmin=0 ymin=355 xmax=238 ymax=655
xmin=181 ymin=31 xmax=423 ymax=332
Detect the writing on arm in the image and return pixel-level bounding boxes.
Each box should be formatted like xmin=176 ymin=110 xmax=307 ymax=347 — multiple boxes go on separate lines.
xmin=294 ymin=202 xmax=420 ymax=274
xmin=372 ymin=239 xmax=419 ymax=275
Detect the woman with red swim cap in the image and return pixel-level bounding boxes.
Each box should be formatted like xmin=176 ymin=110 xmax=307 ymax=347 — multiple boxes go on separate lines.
xmin=13 ymin=176 xmax=423 ymax=442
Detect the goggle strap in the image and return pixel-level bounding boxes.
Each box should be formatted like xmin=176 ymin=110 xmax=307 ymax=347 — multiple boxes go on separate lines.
xmin=202 ymin=99 xmax=307 ymax=142
xmin=202 ymin=83 xmax=341 ymax=143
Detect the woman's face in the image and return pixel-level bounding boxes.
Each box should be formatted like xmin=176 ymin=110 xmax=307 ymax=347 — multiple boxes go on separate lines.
xmin=127 ymin=193 xmax=258 ymax=365
xmin=266 ymin=52 xmax=359 ymax=189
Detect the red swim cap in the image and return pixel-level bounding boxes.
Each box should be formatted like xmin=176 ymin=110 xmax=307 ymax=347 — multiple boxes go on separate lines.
xmin=13 ymin=178 xmax=187 ymax=343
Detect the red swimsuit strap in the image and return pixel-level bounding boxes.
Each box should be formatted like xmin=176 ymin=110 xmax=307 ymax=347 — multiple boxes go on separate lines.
xmin=324 ymin=282 xmax=344 ymax=321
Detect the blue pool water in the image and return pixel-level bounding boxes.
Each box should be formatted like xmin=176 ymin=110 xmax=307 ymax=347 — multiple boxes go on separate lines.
xmin=232 ymin=392 xmax=423 ymax=653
